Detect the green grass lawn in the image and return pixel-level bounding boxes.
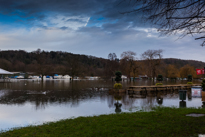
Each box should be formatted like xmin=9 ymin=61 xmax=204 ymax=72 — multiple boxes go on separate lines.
xmin=1 ymin=107 xmax=205 ymax=137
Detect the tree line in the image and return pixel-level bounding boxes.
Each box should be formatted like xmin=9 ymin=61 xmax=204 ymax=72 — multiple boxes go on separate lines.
xmin=0 ymin=49 xmax=204 ymax=79
xmin=0 ymin=49 xmax=107 ymax=78
xmin=106 ymin=50 xmax=205 ymax=79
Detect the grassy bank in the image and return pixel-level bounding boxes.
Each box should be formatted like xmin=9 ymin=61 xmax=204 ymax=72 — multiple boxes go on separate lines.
xmin=1 ymin=107 xmax=205 ymax=137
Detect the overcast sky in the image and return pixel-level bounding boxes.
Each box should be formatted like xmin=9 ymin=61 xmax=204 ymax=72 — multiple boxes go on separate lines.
xmin=0 ymin=0 xmax=204 ymax=61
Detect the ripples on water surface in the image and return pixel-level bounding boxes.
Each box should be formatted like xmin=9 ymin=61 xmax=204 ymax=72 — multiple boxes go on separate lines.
xmin=0 ymin=79 xmax=203 ymax=131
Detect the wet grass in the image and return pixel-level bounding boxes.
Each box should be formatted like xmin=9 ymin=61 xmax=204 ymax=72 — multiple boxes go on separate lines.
xmin=1 ymin=107 xmax=205 ymax=137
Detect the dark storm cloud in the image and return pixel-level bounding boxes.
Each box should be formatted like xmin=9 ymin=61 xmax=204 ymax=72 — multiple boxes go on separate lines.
xmin=0 ymin=0 xmax=111 ymax=17
xmin=0 ymin=0 xmax=145 ymax=27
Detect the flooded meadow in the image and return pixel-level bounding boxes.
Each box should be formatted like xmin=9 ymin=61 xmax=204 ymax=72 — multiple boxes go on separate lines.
xmin=0 ymin=79 xmax=203 ymax=131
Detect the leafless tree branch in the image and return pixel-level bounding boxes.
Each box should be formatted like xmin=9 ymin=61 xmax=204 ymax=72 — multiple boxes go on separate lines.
xmin=120 ymin=0 xmax=205 ymax=46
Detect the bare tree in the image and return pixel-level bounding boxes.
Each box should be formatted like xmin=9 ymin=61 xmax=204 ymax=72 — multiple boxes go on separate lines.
xmin=36 ymin=52 xmax=53 ymax=81
xmin=66 ymin=56 xmax=81 ymax=80
xmin=179 ymin=64 xmax=195 ymax=78
xmin=141 ymin=49 xmax=163 ymax=80
xmin=120 ymin=51 xmax=139 ymax=79
xmin=108 ymin=53 xmax=117 ymax=61
xmin=166 ymin=64 xmax=179 ymax=79
xmin=120 ymin=0 xmax=205 ymax=46
xmin=105 ymin=53 xmax=119 ymax=77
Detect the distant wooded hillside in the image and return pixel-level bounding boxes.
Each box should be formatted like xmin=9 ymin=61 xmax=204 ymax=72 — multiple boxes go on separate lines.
xmin=0 ymin=50 xmax=107 ymax=77
xmin=0 ymin=50 xmax=204 ymax=78
xmin=163 ymin=58 xmax=205 ymax=69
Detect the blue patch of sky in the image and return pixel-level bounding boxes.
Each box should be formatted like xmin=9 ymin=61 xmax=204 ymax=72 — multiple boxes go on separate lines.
xmin=86 ymin=16 xmax=105 ymax=27
xmin=0 ymin=9 xmax=50 ymax=31
xmin=86 ymin=16 xmax=118 ymax=27
xmin=0 ymin=13 xmax=33 ymax=30
xmin=0 ymin=14 xmax=20 ymax=24
xmin=96 ymin=17 xmax=105 ymax=21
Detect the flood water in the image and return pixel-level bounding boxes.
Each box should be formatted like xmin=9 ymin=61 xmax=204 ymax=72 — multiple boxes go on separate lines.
xmin=0 ymin=79 xmax=203 ymax=132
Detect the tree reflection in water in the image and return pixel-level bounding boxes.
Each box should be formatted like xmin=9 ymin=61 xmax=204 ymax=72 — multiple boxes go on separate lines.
xmin=202 ymin=96 xmax=205 ymax=108
xmin=0 ymin=80 xmax=203 ymax=111
xmin=179 ymin=101 xmax=186 ymax=108
xmin=114 ymin=101 xmax=122 ymax=113
xmin=156 ymin=97 xmax=163 ymax=105
xmin=0 ymin=80 xmax=111 ymax=110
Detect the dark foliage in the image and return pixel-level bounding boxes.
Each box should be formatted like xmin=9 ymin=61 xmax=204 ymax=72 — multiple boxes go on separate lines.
xmin=157 ymin=74 xmax=163 ymax=82
xmin=115 ymin=71 xmax=122 ymax=82
xmin=0 ymin=50 xmax=205 ymax=78
xmin=187 ymin=74 xmax=192 ymax=82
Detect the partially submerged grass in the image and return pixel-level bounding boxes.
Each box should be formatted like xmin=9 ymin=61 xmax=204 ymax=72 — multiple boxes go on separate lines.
xmin=1 ymin=107 xmax=205 ymax=137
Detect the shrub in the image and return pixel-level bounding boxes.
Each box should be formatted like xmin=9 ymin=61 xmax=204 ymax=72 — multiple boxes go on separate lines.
xmin=157 ymin=74 xmax=163 ymax=82
xmin=187 ymin=82 xmax=193 ymax=84
xmin=155 ymin=83 xmax=163 ymax=86
xmin=187 ymin=74 xmax=192 ymax=82
xmin=115 ymin=71 xmax=122 ymax=82
xmin=114 ymin=83 xmax=122 ymax=89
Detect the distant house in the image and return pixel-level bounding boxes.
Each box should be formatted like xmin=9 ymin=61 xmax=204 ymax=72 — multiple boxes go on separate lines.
xmin=0 ymin=68 xmax=13 ymax=78
xmin=0 ymin=68 xmax=13 ymax=75
xmin=122 ymin=75 xmax=127 ymax=79
xmin=0 ymin=68 xmax=13 ymax=80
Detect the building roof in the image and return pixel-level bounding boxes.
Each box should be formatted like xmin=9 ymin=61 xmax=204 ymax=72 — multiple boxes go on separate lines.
xmin=0 ymin=68 xmax=13 ymax=74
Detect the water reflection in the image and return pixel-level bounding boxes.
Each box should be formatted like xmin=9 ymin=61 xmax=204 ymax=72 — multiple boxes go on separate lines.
xmin=188 ymin=92 xmax=192 ymax=101
xmin=202 ymin=96 xmax=205 ymax=108
xmin=156 ymin=97 xmax=163 ymax=105
xmin=114 ymin=101 xmax=122 ymax=113
xmin=0 ymin=81 xmax=111 ymax=110
xmin=0 ymin=79 xmax=203 ymax=131
xmin=179 ymin=101 xmax=186 ymax=108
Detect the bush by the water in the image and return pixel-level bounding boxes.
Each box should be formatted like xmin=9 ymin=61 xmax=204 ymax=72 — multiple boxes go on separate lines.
xmin=114 ymin=83 xmax=122 ymax=89
xmin=155 ymin=83 xmax=163 ymax=86
xmin=157 ymin=74 xmax=163 ymax=82
xmin=187 ymin=74 xmax=192 ymax=82
xmin=115 ymin=71 xmax=122 ymax=82
xmin=187 ymin=82 xmax=193 ymax=84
